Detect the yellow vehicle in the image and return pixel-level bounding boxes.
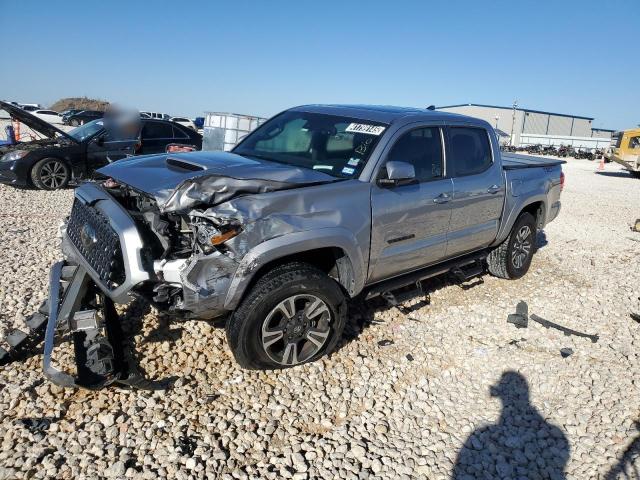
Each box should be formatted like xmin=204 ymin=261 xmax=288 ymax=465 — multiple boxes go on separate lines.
xmin=607 ymin=128 xmax=640 ymax=177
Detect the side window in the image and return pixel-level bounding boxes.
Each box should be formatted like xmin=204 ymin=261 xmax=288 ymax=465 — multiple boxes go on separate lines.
xmin=449 ymin=127 xmax=492 ymax=177
xmin=386 ymin=127 xmax=443 ymax=182
xmin=173 ymin=125 xmax=189 ymax=139
xmin=629 ymin=136 xmax=640 ymax=149
xmin=142 ymin=122 xmax=174 ymax=139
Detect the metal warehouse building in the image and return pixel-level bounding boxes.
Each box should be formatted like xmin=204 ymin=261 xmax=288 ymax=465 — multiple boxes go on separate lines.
xmin=437 ymin=103 xmax=613 ymax=148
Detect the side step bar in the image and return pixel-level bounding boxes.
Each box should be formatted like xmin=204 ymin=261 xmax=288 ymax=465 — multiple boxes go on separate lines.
xmin=363 ymin=251 xmax=488 ymax=301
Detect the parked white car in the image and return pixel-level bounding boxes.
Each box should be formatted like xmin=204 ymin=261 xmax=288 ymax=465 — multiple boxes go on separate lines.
xmin=32 ymin=109 xmax=63 ymax=124
xmin=170 ymin=116 xmax=197 ymax=130
xmin=141 ymin=111 xmax=171 ymax=120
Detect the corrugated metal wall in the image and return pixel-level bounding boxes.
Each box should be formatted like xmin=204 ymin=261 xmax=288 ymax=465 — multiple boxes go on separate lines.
xmin=522 ymin=112 xmax=548 ymax=134
xmin=570 ymin=118 xmax=592 ymax=137
xmin=547 ymin=115 xmax=573 ymax=136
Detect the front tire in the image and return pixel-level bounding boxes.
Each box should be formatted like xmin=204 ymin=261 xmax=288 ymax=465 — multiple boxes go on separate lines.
xmin=226 ymin=262 xmax=347 ymax=370
xmin=487 ymin=212 xmax=536 ymax=279
xmin=30 ymin=158 xmax=70 ymax=190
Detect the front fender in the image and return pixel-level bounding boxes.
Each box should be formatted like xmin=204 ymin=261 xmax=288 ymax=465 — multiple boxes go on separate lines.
xmin=223 ymin=227 xmax=365 ymax=310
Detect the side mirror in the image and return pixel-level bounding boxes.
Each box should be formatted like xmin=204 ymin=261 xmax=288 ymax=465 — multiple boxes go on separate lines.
xmin=94 ymin=136 xmax=104 ymax=147
xmin=378 ymin=161 xmax=416 ymax=186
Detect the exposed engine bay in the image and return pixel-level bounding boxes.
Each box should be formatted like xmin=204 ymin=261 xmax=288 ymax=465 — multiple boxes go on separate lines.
xmin=100 ymin=180 xmax=244 ymax=319
xmin=0 ymin=138 xmax=65 ymax=155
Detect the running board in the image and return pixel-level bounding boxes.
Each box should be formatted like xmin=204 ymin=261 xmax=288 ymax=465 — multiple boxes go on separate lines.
xmin=364 ymin=251 xmax=488 ymax=301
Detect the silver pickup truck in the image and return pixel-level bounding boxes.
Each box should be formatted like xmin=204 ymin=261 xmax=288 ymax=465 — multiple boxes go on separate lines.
xmin=37 ymin=105 xmax=564 ymax=388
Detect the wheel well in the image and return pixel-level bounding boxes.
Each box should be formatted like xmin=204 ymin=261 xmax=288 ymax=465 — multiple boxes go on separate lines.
xmin=244 ymin=247 xmax=354 ymax=296
xmin=521 ymin=201 xmax=545 ymax=229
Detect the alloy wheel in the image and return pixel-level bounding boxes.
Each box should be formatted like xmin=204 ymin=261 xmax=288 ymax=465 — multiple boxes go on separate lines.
xmin=40 ymin=161 xmax=67 ymax=189
xmin=261 ymin=294 xmax=332 ymax=366
xmin=511 ymin=225 xmax=532 ymax=269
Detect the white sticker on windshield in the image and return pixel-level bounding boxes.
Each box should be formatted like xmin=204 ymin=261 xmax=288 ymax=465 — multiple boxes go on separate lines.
xmin=347 ymin=157 xmax=360 ymax=166
xmin=345 ymin=123 xmax=385 ymax=136
xmin=341 ymin=166 xmax=355 ymax=175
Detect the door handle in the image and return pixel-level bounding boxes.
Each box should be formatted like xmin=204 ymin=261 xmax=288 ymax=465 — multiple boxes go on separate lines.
xmin=433 ymin=193 xmax=450 ymax=204
xmin=487 ymin=184 xmax=501 ymax=194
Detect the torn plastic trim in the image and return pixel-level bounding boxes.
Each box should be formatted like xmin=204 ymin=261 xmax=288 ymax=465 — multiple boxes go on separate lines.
xmin=176 ymin=249 xmax=240 ymax=317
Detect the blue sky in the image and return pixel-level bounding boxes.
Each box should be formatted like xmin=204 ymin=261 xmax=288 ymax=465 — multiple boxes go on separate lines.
xmin=1 ymin=0 xmax=638 ymax=129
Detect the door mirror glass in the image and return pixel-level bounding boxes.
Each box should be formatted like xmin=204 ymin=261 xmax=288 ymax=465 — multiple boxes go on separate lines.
xmin=379 ymin=161 xmax=415 ymax=186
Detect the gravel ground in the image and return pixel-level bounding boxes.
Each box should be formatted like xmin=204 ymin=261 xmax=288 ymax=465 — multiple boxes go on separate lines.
xmin=0 ymin=158 xmax=639 ymax=479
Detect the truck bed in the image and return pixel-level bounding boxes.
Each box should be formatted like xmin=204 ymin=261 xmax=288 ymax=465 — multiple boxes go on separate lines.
xmin=501 ymin=152 xmax=565 ymax=170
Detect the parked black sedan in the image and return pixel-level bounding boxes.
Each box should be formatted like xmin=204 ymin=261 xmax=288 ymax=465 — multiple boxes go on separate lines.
xmin=63 ymin=110 xmax=104 ymax=126
xmin=0 ymin=101 xmax=202 ymax=190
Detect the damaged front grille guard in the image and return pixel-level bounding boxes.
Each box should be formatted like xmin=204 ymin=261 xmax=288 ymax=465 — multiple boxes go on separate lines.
xmin=44 ymin=261 xmax=127 ymax=389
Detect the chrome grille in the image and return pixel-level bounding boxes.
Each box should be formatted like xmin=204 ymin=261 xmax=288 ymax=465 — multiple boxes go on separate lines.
xmin=66 ymin=199 xmax=125 ymax=287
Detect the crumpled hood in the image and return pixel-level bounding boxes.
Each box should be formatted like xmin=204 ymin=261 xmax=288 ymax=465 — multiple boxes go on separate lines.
xmin=0 ymin=100 xmax=77 ymax=143
xmin=98 ymin=150 xmax=338 ymax=212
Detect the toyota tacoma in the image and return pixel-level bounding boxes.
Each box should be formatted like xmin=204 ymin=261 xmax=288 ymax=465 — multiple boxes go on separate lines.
xmin=30 ymin=105 xmax=564 ymax=388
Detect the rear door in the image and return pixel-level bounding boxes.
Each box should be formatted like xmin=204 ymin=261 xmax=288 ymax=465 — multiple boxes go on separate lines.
xmin=140 ymin=121 xmax=176 ymax=154
xmin=445 ymin=125 xmax=505 ymax=257
xmin=369 ymin=125 xmax=453 ymax=283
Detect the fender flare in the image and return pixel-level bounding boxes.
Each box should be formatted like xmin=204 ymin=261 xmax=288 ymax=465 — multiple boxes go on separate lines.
xmin=223 ymin=228 xmax=365 ymax=310
xmin=493 ymin=194 xmax=547 ymax=246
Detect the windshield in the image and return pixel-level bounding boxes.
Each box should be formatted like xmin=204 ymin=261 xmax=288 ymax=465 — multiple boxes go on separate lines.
xmin=233 ymin=111 xmax=388 ymax=178
xmin=68 ymin=119 xmax=104 ymax=141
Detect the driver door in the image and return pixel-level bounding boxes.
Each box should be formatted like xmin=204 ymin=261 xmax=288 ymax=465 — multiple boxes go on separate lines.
xmin=368 ymin=125 xmax=453 ymax=283
xmin=86 ymin=133 xmax=139 ymax=173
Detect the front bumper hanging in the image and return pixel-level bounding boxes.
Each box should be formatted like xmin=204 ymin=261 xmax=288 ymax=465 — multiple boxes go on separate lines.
xmin=44 ymin=260 xmax=128 ymax=389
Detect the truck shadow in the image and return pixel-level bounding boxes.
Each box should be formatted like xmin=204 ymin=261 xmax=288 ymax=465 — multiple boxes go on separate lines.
xmin=339 ymin=272 xmax=478 ymax=346
xmin=117 ymin=298 xmax=182 ymax=390
xmin=536 ymin=230 xmax=549 ymax=250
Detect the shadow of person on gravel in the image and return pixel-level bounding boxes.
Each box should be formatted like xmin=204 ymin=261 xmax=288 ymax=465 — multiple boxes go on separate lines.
xmin=453 ymin=371 xmax=569 ymax=480
xmin=604 ymin=420 xmax=640 ymax=480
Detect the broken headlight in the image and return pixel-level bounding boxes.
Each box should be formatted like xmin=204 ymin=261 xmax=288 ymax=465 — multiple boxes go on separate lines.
xmin=192 ymin=218 xmax=241 ymax=253
xmin=1 ymin=150 xmax=29 ymax=162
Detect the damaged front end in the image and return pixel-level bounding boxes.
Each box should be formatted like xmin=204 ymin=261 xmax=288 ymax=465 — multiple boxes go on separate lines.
xmin=45 ymin=180 xmax=247 ymax=388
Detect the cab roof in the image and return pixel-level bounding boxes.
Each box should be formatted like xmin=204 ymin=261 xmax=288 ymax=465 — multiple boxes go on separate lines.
xmin=291 ymin=104 xmax=478 ymax=125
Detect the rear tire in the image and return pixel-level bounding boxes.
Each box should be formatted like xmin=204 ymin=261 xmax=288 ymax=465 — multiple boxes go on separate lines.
xmin=226 ymin=262 xmax=347 ymax=370
xmin=30 ymin=158 xmax=70 ymax=190
xmin=487 ymin=212 xmax=536 ymax=279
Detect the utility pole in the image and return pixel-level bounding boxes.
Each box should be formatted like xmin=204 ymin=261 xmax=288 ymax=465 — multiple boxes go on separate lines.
xmin=509 ymin=99 xmax=518 ymax=146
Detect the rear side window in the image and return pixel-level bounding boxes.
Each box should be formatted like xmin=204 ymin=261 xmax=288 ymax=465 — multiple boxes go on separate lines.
xmin=386 ymin=127 xmax=443 ymax=182
xmin=142 ymin=122 xmax=174 ymax=139
xmin=173 ymin=125 xmax=189 ymax=139
xmin=448 ymin=127 xmax=492 ymax=177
